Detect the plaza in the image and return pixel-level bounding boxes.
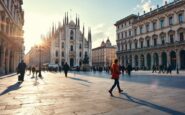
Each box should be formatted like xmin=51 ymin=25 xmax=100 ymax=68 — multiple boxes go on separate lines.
xmin=0 ymin=71 xmax=185 ymax=115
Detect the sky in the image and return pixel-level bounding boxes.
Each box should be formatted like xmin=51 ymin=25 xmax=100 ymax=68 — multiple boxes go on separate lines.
xmin=23 ymin=0 xmax=172 ymax=53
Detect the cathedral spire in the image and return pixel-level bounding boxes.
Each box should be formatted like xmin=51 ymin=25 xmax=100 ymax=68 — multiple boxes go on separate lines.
xmin=64 ymin=12 xmax=66 ymax=24
xmin=88 ymin=27 xmax=92 ymax=42
xmin=78 ymin=17 xmax=80 ymax=27
xmin=76 ymin=14 xmax=78 ymax=26
xmin=67 ymin=12 xmax=69 ymax=24
xmin=83 ymin=24 xmax=85 ymax=37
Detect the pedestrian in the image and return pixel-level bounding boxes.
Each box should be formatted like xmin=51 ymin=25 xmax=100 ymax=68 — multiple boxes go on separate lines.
xmin=127 ymin=64 xmax=132 ymax=76
xmin=109 ymin=59 xmax=123 ymax=96
xmin=32 ymin=66 xmax=36 ymax=78
xmin=17 ymin=60 xmax=27 ymax=82
xmin=63 ymin=62 xmax=70 ymax=77
xmin=35 ymin=65 xmax=39 ymax=77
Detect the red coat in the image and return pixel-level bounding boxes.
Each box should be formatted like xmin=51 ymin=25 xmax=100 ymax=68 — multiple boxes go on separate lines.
xmin=111 ymin=64 xmax=120 ymax=79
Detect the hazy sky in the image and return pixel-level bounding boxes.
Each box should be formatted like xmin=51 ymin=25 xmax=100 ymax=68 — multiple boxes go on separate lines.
xmin=23 ymin=0 xmax=172 ymax=53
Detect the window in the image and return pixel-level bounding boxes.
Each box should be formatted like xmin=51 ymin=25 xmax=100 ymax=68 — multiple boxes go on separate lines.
xmin=160 ymin=19 xmax=164 ymax=28
xmin=79 ymin=52 xmax=82 ymax=57
xmin=147 ymin=39 xmax=150 ymax=47
xmin=62 ymin=42 xmax=64 ymax=48
xmin=125 ymin=44 xmax=127 ymax=50
xmin=169 ymin=16 xmax=173 ymax=25
xmin=70 ymin=30 xmax=74 ymax=40
xmin=180 ymin=32 xmax=184 ymax=41
xmin=125 ymin=31 xmax=127 ymax=38
xmin=56 ymin=51 xmax=58 ymax=57
xmin=154 ymin=39 xmax=157 ymax=46
xmin=70 ymin=45 xmax=73 ymax=51
xmin=129 ymin=30 xmax=131 ymax=36
xmin=170 ymin=35 xmax=174 ymax=43
xmin=79 ymin=44 xmax=82 ymax=49
xmin=146 ymin=24 xmax=149 ymax=32
xmin=117 ymin=33 xmax=119 ymax=39
xmin=62 ymin=52 xmax=64 ymax=57
xmin=135 ymin=42 xmax=138 ymax=49
xmin=161 ymin=36 xmax=165 ymax=45
xmin=129 ymin=43 xmax=132 ymax=50
xmin=140 ymin=41 xmax=143 ymax=48
xmin=134 ymin=28 xmax=137 ymax=36
xmin=140 ymin=26 xmax=143 ymax=34
xmin=121 ymin=32 xmax=123 ymax=39
xmin=153 ymin=22 xmax=156 ymax=31
xmin=178 ymin=13 xmax=183 ymax=23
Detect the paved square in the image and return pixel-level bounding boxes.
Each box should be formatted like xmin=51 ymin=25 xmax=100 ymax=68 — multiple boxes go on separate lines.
xmin=0 ymin=71 xmax=185 ymax=115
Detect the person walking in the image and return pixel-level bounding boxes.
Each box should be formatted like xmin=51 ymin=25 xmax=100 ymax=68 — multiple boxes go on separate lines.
xmin=127 ymin=64 xmax=132 ymax=76
xmin=31 ymin=66 xmax=36 ymax=78
xmin=17 ymin=60 xmax=27 ymax=82
xmin=109 ymin=59 xmax=123 ymax=96
xmin=63 ymin=62 xmax=70 ymax=77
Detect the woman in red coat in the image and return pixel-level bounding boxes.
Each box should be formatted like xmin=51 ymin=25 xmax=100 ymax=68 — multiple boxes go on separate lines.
xmin=109 ymin=59 xmax=123 ymax=96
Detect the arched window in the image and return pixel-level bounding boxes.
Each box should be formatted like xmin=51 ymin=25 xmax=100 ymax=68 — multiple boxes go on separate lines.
xmin=79 ymin=44 xmax=82 ymax=49
xmin=70 ymin=45 xmax=73 ymax=51
xmin=70 ymin=30 xmax=74 ymax=40
xmin=79 ymin=52 xmax=82 ymax=57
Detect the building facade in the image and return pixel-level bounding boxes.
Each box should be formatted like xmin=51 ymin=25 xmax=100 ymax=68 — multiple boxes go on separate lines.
xmin=50 ymin=14 xmax=92 ymax=67
xmin=115 ymin=0 xmax=185 ymax=70
xmin=0 ymin=0 xmax=24 ymax=75
xmin=92 ymin=38 xmax=116 ymax=67
xmin=24 ymin=37 xmax=51 ymax=67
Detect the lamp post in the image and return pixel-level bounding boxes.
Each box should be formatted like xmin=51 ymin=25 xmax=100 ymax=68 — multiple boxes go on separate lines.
xmin=38 ymin=45 xmax=42 ymax=77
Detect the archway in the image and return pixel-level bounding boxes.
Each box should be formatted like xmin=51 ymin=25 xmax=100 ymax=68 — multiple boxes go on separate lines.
xmin=170 ymin=51 xmax=176 ymax=69
xmin=153 ymin=53 xmax=159 ymax=66
xmin=147 ymin=53 xmax=151 ymax=69
xmin=140 ymin=54 xmax=145 ymax=69
xmin=161 ymin=52 xmax=167 ymax=68
xmin=70 ymin=58 xmax=74 ymax=67
xmin=134 ymin=55 xmax=138 ymax=67
xmin=180 ymin=50 xmax=185 ymax=69
xmin=126 ymin=55 xmax=128 ymax=65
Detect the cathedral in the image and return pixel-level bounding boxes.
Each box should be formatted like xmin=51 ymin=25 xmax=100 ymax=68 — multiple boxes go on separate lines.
xmin=50 ymin=13 xmax=92 ymax=67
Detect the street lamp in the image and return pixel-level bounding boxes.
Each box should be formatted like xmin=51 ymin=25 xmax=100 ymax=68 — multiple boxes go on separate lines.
xmin=38 ymin=45 xmax=42 ymax=77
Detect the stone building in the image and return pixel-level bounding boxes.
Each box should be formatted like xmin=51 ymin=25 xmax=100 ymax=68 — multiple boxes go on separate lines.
xmin=50 ymin=14 xmax=92 ymax=67
xmin=0 ymin=0 xmax=24 ymax=75
xmin=115 ymin=0 xmax=185 ymax=70
xmin=24 ymin=37 xmax=51 ymax=67
xmin=92 ymin=38 xmax=116 ymax=67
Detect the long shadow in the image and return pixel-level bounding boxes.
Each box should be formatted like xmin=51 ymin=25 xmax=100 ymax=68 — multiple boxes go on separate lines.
xmin=68 ymin=77 xmax=92 ymax=83
xmin=113 ymin=93 xmax=185 ymax=115
xmin=0 ymin=82 xmax=22 ymax=96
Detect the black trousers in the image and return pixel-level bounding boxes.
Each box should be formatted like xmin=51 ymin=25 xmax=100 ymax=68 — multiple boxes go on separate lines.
xmin=64 ymin=71 xmax=68 ymax=77
xmin=19 ymin=72 xmax=25 ymax=81
xmin=110 ymin=79 xmax=121 ymax=92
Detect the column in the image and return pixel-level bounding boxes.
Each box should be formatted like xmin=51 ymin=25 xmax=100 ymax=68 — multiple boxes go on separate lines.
xmin=175 ymin=31 xmax=178 ymax=42
xmin=159 ymin=52 xmax=162 ymax=66
xmin=1 ymin=47 xmax=6 ymax=74
xmin=6 ymin=49 xmax=10 ymax=74
xmin=132 ymin=54 xmax=135 ymax=67
xmin=151 ymin=53 xmax=154 ymax=69
xmin=138 ymin=54 xmax=141 ymax=69
xmin=144 ymin=53 xmax=147 ymax=68
xmin=176 ymin=49 xmax=180 ymax=69
xmin=167 ymin=51 xmax=170 ymax=66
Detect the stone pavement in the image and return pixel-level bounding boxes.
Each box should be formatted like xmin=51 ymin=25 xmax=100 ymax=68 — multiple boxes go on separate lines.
xmin=0 ymin=72 xmax=185 ymax=115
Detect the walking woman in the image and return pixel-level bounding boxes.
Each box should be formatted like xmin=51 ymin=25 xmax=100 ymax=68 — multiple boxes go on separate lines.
xmin=63 ymin=62 xmax=70 ymax=77
xmin=109 ymin=59 xmax=123 ymax=96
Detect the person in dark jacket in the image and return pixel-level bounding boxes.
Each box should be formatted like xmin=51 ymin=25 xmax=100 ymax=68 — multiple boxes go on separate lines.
xmin=17 ymin=60 xmax=27 ymax=82
xmin=127 ymin=64 xmax=132 ymax=76
xmin=63 ymin=62 xmax=70 ymax=77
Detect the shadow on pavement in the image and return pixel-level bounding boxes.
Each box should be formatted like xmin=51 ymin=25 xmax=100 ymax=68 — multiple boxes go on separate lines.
xmin=68 ymin=77 xmax=92 ymax=83
xmin=0 ymin=82 xmax=22 ymax=96
xmin=113 ymin=93 xmax=185 ymax=115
